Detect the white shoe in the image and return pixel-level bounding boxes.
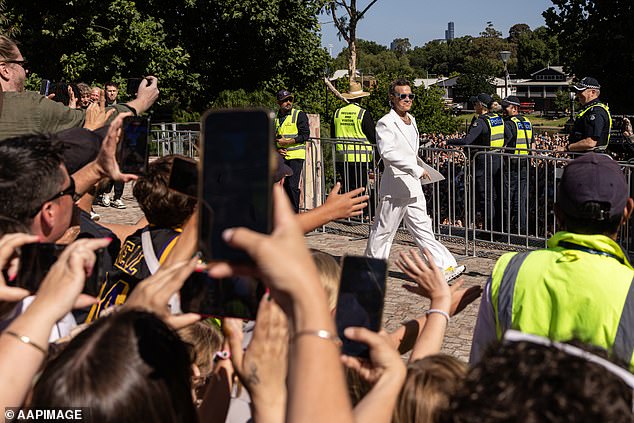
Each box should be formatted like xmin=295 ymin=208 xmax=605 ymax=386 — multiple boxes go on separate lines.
xmin=90 ymin=210 xmax=100 ymax=221
xmin=444 ymin=265 xmax=466 ymax=283
xmin=111 ymin=199 xmax=126 ymax=209
xmin=100 ymin=194 xmax=111 ymax=207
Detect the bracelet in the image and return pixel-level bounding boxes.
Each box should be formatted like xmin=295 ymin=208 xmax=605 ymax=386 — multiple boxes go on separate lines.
xmin=425 ymin=309 xmax=450 ymax=324
xmin=3 ymin=330 xmax=48 ymax=355
xmin=293 ymin=329 xmax=342 ymax=347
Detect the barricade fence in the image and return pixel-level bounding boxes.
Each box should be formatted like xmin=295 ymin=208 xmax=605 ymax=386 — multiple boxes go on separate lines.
xmin=306 ymin=138 xmax=634 ymax=259
xmin=150 ymin=130 xmax=199 ymax=158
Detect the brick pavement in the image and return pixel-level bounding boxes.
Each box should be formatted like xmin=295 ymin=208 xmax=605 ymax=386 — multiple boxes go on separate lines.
xmin=96 ymin=182 xmax=505 ymax=362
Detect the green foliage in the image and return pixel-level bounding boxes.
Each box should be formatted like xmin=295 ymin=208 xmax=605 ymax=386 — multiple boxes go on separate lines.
xmin=516 ymin=26 xmax=559 ymax=76
xmin=454 ymin=58 xmax=497 ymax=101
xmin=544 ymin=0 xmax=634 ymax=112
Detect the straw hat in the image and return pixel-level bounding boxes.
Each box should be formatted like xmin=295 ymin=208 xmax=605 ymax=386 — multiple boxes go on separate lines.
xmin=342 ymin=81 xmax=370 ymax=99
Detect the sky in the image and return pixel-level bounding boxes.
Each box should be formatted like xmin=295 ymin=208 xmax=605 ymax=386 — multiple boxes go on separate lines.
xmin=320 ymin=0 xmax=555 ymax=56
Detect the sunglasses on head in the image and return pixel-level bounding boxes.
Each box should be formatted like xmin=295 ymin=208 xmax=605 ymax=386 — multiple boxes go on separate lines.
xmin=394 ymin=93 xmax=415 ymax=100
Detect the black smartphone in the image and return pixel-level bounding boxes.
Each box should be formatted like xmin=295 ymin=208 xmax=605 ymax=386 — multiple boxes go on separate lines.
xmin=168 ymin=156 xmax=198 ymax=197
xmin=118 ymin=116 xmax=150 ymax=175
xmin=14 ymin=243 xmax=105 ymax=297
xmin=126 ymin=77 xmax=152 ymax=97
xmin=39 ymin=79 xmax=51 ymax=96
xmin=198 ymin=108 xmax=274 ymax=263
xmin=335 ymin=256 xmax=388 ymax=358
xmin=179 ymin=272 xmax=266 ymax=320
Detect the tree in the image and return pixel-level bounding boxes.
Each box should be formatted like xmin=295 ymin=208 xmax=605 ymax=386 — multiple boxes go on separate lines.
xmin=544 ymin=0 xmax=634 ymax=112
xmin=508 ymin=23 xmax=532 ymax=44
xmin=391 ymin=37 xmax=411 ymax=56
xmin=516 ymin=26 xmax=559 ymax=77
xmin=454 ymin=57 xmax=497 ymax=101
xmin=327 ymin=0 xmax=380 ymax=83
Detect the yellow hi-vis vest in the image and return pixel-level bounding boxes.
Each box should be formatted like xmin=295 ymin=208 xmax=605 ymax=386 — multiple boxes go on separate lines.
xmin=484 ymin=113 xmax=505 ymax=148
xmin=275 ymin=108 xmax=306 ymax=160
xmin=333 ymin=103 xmax=372 ymax=163
xmin=577 ymin=102 xmax=613 ymax=147
xmin=490 ymin=231 xmax=634 ymax=368
xmin=509 ymin=116 xmax=532 ymax=155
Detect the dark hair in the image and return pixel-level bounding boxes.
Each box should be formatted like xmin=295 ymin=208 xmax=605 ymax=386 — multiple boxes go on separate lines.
xmin=389 ymin=78 xmax=412 ymax=97
xmin=444 ymin=340 xmax=633 ymax=423
xmin=31 ymin=310 xmax=197 ymax=423
xmin=104 ymin=81 xmax=118 ymax=89
xmin=0 ymin=135 xmax=66 ymax=224
xmin=0 ymin=215 xmax=29 ymax=236
xmin=133 ymin=155 xmax=196 ymax=227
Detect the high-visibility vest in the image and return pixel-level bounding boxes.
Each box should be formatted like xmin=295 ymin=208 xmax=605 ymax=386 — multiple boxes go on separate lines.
xmin=483 ymin=113 xmax=505 ymax=148
xmin=333 ymin=103 xmax=372 ymax=163
xmin=577 ymin=102 xmax=613 ymax=147
xmin=489 ymin=231 xmax=634 ymax=367
xmin=509 ymin=115 xmax=532 ymax=155
xmin=275 ymin=108 xmax=305 ymax=160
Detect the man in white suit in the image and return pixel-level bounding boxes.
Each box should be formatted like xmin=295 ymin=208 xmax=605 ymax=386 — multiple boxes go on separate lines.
xmin=365 ymin=79 xmax=464 ymax=281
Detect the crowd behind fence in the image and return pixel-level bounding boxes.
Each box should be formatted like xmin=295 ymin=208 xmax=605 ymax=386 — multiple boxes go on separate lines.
xmin=150 ymin=126 xmax=634 ymax=258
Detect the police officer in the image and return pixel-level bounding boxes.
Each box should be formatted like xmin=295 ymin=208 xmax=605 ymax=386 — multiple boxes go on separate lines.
xmin=448 ymin=93 xmax=505 ymax=231
xmin=567 ymin=77 xmax=612 ymax=152
xmin=470 ymin=154 xmax=634 ymax=367
xmin=501 ymin=95 xmax=533 ymax=234
xmin=275 ymin=89 xmax=310 ymax=212
xmin=331 ymin=82 xmax=376 ymax=205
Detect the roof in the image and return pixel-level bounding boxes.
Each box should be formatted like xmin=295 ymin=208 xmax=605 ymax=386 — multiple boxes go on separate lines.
xmin=530 ymin=65 xmax=566 ymax=77
xmin=414 ymin=77 xmax=449 ymax=88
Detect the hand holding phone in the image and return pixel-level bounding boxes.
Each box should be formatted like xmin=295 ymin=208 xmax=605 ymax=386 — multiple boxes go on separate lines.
xmin=335 ymin=256 xmax=388 ymax=358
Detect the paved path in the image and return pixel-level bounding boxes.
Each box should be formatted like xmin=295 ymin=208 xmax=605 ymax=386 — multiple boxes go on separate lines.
xmin=96 ymin=182 xmax=504 ymax=362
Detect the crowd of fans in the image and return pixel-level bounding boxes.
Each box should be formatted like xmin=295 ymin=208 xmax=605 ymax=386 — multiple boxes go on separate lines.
xmin=0 ymin=32 xmax=633 ymax=423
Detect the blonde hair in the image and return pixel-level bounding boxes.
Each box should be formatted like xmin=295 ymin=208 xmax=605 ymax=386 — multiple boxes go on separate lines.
xmin=178 ymin=320 xmax=223 ymax=378
xmin=392 ymin=354 xmax=467 ymax=423
xmin=310 ymin=250 xmax=341 ymax=310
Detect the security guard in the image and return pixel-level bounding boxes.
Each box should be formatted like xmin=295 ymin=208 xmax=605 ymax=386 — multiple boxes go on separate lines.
xmin=448 ymin=93 xmax=505 ymax=231
xmin=567 ymin=77 xmax=612 ymax=152
xmin=331 ymin=81 xmax=376 ymax=199
xmin=470 ymin=154 xmax=634 ymax=367
xmin=502 ymin=95 xmax=534 ymax=233
xmin=275 ymin=89 xmax=310 ymax=212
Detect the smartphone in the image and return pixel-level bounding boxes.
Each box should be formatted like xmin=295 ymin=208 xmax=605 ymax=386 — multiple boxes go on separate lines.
xmin=168 ymin=156 xmax=198 ymax=197
xmin=118 ymin=116 xmax=150 ymax=175
xmin=335 ymin=256 xmax=388 ymax=358
xmin=14 ymin=243 xmax=105 ymax=297
xmin=198 ymin=108 xmax=275 ymax=263
xmin=126 ymin=77 xmax=152 ymax=97
xmin=179 ymin=272 xmax=266 ymax=320
xmin=39 ymin=79 xmax=51 ymax=96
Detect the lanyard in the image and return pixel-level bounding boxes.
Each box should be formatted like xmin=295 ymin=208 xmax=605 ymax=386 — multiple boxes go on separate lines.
xmin=559 ymin=241 xmax=624 ymax=264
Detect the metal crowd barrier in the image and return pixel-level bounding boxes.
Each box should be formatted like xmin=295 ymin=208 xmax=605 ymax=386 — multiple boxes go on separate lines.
xmin=150 ymin=130 xmax=199 ymax=158
xmin=303 ymin=138 xmax=634 ymax=260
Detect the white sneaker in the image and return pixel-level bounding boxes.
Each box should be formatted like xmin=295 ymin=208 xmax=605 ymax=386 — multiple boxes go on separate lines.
xmin=111 ymin=199 xmax=126 ymax=209
xmin=100 ymin=194 xmax=111 ymax=207
xmin=444 ymin=265 xmax=466 ymax=283
xmin=90 ymin=210 xmax=100 ymax=221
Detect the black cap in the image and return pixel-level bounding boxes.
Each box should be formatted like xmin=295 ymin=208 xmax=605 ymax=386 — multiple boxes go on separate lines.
xmin=276 ymin=89 xmax=293 ymax=102
xmin=501 ymin=96 xmax=521 ymax=107
xmin=55 ymin=127 xmax=106 ymax=174
xmin=557 ymin=153 xmax=628 ymax=221
xmin=572 ymin=77 xmax=601 ymax=91
xmin=476 ymin=93 xmax=493 ymax=108
xmin=273 ymin=153 xmax=293 ymax=182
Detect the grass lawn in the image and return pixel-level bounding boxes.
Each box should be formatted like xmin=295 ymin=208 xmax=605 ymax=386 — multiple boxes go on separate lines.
xmin=453 ymin=114 xmax=569 ymax=133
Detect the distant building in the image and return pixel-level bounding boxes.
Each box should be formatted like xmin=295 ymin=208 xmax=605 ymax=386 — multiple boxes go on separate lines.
xmin=513 ymin=66 xmax=573 ymax=112
xmin=445 ymin=22 xmax=455 ymax=41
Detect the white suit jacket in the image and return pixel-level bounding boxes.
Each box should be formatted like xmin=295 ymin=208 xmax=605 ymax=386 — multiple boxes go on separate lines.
xmin=376 ymin=108 xmax=426 ymax=199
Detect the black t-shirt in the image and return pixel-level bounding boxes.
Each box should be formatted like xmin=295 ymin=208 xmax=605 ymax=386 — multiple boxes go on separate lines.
xmin=570 ymin=99 xmax=611 ymax=146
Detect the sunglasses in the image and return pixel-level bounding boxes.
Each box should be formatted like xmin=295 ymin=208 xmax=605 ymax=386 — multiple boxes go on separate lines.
xmin=3 ymin=59 xmax=28 ymax=70
xmin=29 ymin=177 xmax=76 ymax=218
xmin=279 ymin=97 xmax=294 ymax=103
xmin=394 ymin=93 xmax=415 ymax=100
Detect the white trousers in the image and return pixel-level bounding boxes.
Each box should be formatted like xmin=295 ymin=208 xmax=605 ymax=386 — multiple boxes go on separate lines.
xmin=365 ymin=195 xmax=457 ymax=269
